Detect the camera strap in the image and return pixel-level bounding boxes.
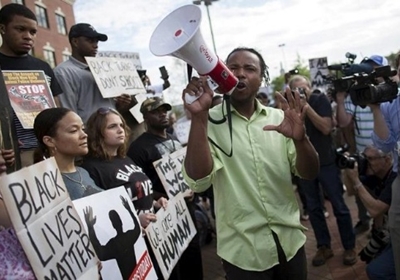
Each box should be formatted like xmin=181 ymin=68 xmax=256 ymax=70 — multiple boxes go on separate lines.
xmin=186 ymin=64 xmax=233 ymax=157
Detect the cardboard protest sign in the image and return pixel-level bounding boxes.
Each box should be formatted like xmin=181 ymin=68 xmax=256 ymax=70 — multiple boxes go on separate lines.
xmin=97 ymin=51 xmax=142 ymax=70
xmin=145 ymin=193 xmax=196 ymax=280
xmin=0 ymin=157 xmax=99 ymax=279
xmin=73 ymin=187 xmax=157 ymax=280
xmin=153 ymin=147 xmax=191 ymax=198
xmin=2 ymin=70 xmax=56 ymax=129
xmin=85 ymin=57 xmax=146 ymax=98
xmin=174 ymin=118 xmax=191 ymax=145
xmin=129 ymin=92 xmax=147 ymax=123
xmin=309 ymin=57 xmax=329 ymax=92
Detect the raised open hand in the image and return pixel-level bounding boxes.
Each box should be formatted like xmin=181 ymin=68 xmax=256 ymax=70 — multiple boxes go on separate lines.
xmin=263 ymin=87 xmax=308 ymax=141
xmin=83 ymin=206 xmax=96 ymax=226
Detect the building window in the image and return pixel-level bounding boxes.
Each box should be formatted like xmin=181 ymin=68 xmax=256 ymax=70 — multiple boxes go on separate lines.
xmin=11 ymin=0 xmax=25 ymax=4
xmin=62 ymin=54 xmax=70 ymax=62
xmin=55 ymin=14 xmax=67 ymax=35
xmin=35 ymin=5 xmax=49 ymax=28
xmin=43 ymin=49 xmax=56 ymax=68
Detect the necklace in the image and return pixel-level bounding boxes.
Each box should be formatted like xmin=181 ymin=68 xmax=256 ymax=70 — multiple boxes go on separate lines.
xmin=62 ymin=168 xmax=87 ymax=190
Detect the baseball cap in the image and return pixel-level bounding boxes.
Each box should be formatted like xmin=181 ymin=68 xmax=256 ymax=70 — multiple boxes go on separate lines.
xmin=140 ymin=97 xmax=172 ymax=114
xmin=363 ymin=55 xmax=388 ymax=67
xmin=69 ymin=23 xmax=108 ymax=42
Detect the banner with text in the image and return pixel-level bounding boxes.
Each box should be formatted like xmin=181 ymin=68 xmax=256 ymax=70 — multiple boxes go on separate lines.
xmin=3 ymin=70 xmax=56 ymax=129
xmin=0 ymin=157 xmax=99 ymax=279
xmin=85 ymin=57 xmax=146 ymax=98
xmin=153 ymin=147 xmax=191 ymax=198
xmin=97 ymin=51 xmax=142 ymax=70
xmin=73 ymin=187 xmax=157 ymax=280
xmin=309 ymin=57 xmax=329 ymax=92
xmin=145 ymin=193 xmax=196 ymax=280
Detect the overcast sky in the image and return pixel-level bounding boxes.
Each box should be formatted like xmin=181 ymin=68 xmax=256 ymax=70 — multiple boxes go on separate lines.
xmin=74 ymin=0 xmax=400 ymax=104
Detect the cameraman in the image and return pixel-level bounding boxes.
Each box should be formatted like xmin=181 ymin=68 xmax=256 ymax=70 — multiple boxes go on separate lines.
xmin=369 ymin=52 xmax=400 ymax=280
xmin=289 ymin=75 xmax=356 ymax=266
xmin=343 ymin=145 xmax=396 ymax=279
xmin=335 ymin=55 xmax=389 ymax=235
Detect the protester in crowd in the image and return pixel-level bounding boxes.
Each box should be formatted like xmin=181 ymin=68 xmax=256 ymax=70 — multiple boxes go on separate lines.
xmin=138 ymin=69 xmax=171 ymax=97
xmin=0 ymin=3 xmax=63 ymax=167
xmin=256 ymin=91 xmax=270 ymax=106
xmin=289 ymin=75 xmax=356 ymax=266
xmin=182 ymin=47 xmax=319 ymax=279
xmin=81 ymin=107 xmax=167 ymax=228
xmin=343 ymin=145 xmax=396 ymax=279
xmin=54 ymin=23 xmax=134 ymax=124
xmin=336 ymin=55 xmax=389 ymax=235
xmin=33 ymin=108 xmax=103 ymax=199
xmin=128 ymin=97 xmax=203 ymax=280
xmin=369 ymin=51 xmax=400 ymax=279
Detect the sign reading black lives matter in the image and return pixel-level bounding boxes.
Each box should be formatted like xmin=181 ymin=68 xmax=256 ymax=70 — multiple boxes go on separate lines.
xmin=0 ymin=157 xmax=99 ymax=279
xmin=73 ymin=187 xmax=157 ymax=280
xmin=309 ymin=57 xmax=329 ymax=92
xmin=153 ymin=147 xmax=192 ymax=198
xmin=2 ymin=70 xmax=56 ymax=129
xmin=85 ymin=57 xmax=146 ymax=98
xmin=145 ymin=193 xmax=196 ymax=280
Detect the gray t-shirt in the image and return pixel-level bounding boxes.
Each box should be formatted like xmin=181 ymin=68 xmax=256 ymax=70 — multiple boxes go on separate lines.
xmin=54 ymin=56 xmax=116 ymax=123
xmin=61 ymin=167 xmax=102 ymax=200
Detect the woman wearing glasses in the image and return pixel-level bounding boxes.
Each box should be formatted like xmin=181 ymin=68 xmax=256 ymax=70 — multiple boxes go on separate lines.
xmin=81 ymin=107 xmax=167 ymax=229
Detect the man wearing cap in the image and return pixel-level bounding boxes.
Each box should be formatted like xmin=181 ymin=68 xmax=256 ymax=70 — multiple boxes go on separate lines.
xmin=127 ymin=97 xmax=203 ymax=280
xmin=54 ymin=23 xmax=133 ymax=123
xmin=335 ymin=54 xmax=389 ymax=235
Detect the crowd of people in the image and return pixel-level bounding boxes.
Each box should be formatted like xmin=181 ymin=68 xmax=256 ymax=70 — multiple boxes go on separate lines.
xmin=0 ymin=2 xmax=399 ymax=280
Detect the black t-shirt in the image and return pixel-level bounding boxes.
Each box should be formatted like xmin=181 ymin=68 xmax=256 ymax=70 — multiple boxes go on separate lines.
xmin=81 ymin=156 xmax=154 ymax=214
xmin=0 ymin=53 xmax=63 ymax=149
xmin=361 ymin=170 xmax=397 ymax=206
xmin=127 ymin=132 xmax=182 ymax=197
xmin=306 ymin=93 xmax=335 ymax=165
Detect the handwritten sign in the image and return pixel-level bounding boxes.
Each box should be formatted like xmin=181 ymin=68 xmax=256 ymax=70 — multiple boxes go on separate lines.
xmin=153 ymin=147 xmax=191 ymax=198
xmin=73 ymin=187 xmax=157 ymax=280
xmin=145 ymin=193 xmax=196 ymax=280
xmin=0 ymin=157 xmax=99 ymax=279
xmin=85 ymin=57 xmax=146 ymax=98
xmin=309 ymin=57 xmax=329 ymax=92
xmin=97 ymin=51 xmax=142 ymax=70
xmin=2 ymin=70 xmax=56 ymax=129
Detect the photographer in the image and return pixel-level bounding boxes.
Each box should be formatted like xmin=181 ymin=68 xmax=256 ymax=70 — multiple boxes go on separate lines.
xmin=335 ymin=55 xmax=389 ymax=235
xmin=343 ymin=145 xmax=396 ymax=279
xmin=289 ymin=75 xmax=356 ymax=267
xmin=369 ymin=51 xmax=400 ymax=280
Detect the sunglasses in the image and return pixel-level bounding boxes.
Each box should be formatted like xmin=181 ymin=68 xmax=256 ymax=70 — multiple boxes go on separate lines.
xmin=97 ymin=107 xmax=118 ymax=115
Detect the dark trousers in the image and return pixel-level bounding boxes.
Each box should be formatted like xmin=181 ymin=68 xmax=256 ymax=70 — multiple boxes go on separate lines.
xmin=299 ymin=164 xmax=355 ymax=250
xmin=222 ymin=232 xmax=307 ymax=280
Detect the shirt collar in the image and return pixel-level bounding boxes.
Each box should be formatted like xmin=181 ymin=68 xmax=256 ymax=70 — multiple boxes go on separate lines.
xmin=69 ymin=56 xmax=90 ymax=70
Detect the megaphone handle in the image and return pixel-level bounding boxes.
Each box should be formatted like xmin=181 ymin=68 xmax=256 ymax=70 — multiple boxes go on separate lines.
xmin=184 ymin=77 xmax=219 ymax=104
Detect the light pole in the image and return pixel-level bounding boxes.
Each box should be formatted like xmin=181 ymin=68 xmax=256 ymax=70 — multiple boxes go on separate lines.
xmin=278 ymin=43 xmax=287 ymax=71
xmin=193 ymin=0 xmax=218 ymax=55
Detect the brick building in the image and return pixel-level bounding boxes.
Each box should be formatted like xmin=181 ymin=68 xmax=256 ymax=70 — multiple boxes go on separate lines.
xmin=0 ymin=0 xmax=75 ymax=67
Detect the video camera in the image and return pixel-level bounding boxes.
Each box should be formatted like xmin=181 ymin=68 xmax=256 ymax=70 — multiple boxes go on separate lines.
xmin=323 ymin=53 xmax=398 ymax=107
xmin=335 ymin=145 xmax=368 ymax=176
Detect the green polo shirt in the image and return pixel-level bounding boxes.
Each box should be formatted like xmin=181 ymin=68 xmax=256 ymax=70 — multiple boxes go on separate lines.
xmin=183 ymin=102 xmax=307 ymax=271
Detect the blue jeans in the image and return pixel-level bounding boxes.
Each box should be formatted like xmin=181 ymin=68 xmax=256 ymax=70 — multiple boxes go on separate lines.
xmin=366 ymin=242 xmax=396 ymax=280
xmin=298 ymin=164 xmax=355 ymax=250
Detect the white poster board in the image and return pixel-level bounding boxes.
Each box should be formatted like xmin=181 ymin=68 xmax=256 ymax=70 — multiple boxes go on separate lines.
xmin=309 ymin=57 xmax=329 ymax=92
xmin=73 ymin=187 xmax=157 ymax=280
xmin=145 ymin=193 xmax=196 ymax=280
xmin=174 ymin=118 xmax=191 ymax=146
xmin=0 ymin=157 xmax=99 ymax=279
xmin=97 ymin=51 xmax=142 ymax=70
xmin=85 ymin=57 xmax=146 ymax=98
xmin=153 ymin=147 xmax=191 ymax=198
xmin=129 ymin=92 xmax=147 ymax=123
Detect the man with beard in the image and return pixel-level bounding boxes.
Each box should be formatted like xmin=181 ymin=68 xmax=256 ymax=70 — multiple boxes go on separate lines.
xmin=182 ymin=47 xmax=319 ymax=279
xmin=127 ymin=97 xmax=203 ymax=280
